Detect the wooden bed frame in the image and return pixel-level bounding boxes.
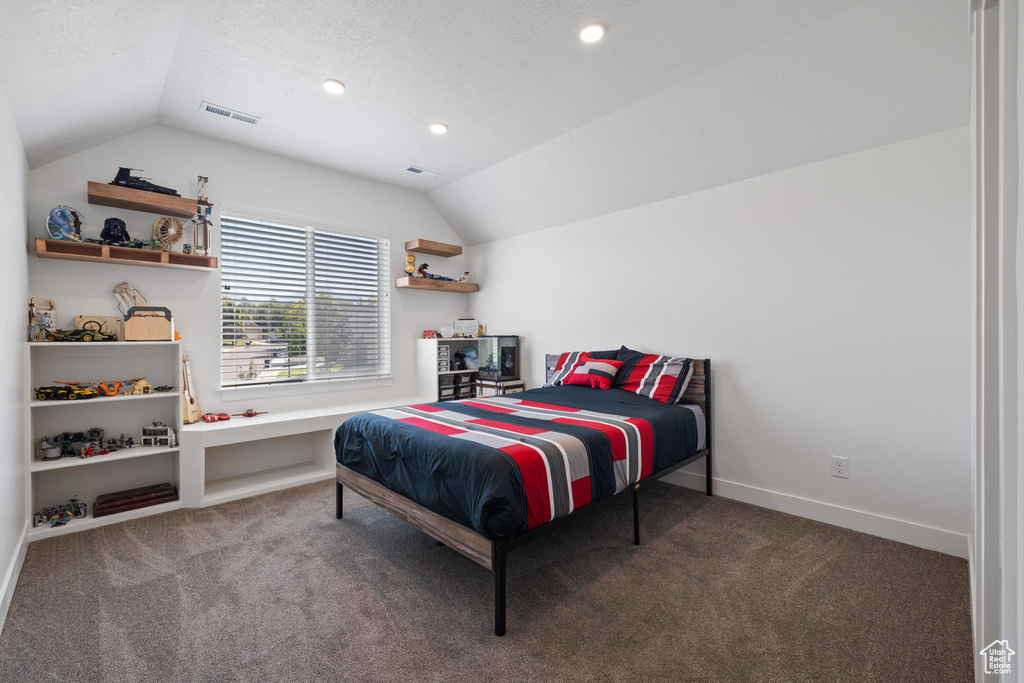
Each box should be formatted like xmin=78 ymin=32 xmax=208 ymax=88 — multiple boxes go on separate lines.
xmin=335 ymin=357 xmax=712 ymax=636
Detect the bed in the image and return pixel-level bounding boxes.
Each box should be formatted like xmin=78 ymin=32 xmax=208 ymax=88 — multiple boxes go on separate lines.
xmin=334 ymin=354 xmax=712 ymax=635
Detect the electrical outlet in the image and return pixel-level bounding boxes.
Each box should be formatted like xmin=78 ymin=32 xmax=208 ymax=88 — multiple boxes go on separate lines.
xmin=831 ymin=456 xmax=849 ymax=479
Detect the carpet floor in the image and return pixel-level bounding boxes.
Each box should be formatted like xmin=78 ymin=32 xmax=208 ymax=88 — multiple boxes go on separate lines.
xmin=0 ymin=481 xmax=972 ymax=682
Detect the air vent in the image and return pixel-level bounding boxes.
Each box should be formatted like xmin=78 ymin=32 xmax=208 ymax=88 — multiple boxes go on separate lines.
xmin=406 ymin=165 xmax=441 ymax=178
xmin=200 ymin=101 xmax=261 ymax=126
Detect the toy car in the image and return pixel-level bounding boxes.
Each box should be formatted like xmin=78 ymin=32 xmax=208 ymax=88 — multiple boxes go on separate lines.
xmin=34 ymin=385 xmax=101 ymax=401
xmin=44 ymin=320 xmax=117 ymax=342
xmin=201 ymin=412 xmax=231 ymax=423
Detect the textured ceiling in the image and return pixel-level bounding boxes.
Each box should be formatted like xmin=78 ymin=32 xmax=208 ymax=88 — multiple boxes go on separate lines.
xmin=1 ymin=0 xmax=861 ymax=189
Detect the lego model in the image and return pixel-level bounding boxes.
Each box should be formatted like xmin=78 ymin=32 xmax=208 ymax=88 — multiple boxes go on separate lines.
xmin=201 ymin=413 xmax=231 ymax=423
xmin=34 ymin=385 xmax=101 ymax=401
xmin=28 ymin=298 xmax=56 ymax=342
xmin=45 ymin=206 xmax=83 ymax=241
xmin=109 ymin=167 xmax=180 ymax=196
xmin=37 ymin=436 xmax=61 ymax=461
xmin=43 ymin=320 xmax=117 ymax=342
xmin=33 ymin=496 xmax=87 ymax=527
xmin=141 ymin=422 xmax=176 ymax=448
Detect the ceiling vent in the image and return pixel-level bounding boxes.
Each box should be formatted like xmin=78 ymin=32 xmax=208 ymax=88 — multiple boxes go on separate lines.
xmin=200 ymin=101 xmax=261 ymax=126
xmin=406 ymin=165 xmax=441 ymax=178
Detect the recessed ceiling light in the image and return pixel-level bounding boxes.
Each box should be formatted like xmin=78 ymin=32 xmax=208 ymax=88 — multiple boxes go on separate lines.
xmin=322 ymin=79 xmax=346 ymax=94
xmin=429 ymin=123 xmax=448 ymax=134
xmin=580 ymin=24 xmax=605 ymax=43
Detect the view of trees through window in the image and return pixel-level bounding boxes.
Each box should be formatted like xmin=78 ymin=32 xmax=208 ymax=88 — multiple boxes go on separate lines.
xmin=220 ymin=216 xmax=390 ymax=387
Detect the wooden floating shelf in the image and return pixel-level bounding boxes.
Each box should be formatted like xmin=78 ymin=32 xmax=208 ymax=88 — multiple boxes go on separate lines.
xmin=395 ymin=276 xmax=478 ymax=293
xmin=35 ymin=238 xmax=218 ymax=271
xmin=405 ymin=239 xmax=462 ymax=257
xmin=87 ymin=181 xmax=198 ymax=218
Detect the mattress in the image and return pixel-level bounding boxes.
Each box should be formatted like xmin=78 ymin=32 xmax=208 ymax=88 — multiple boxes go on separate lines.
xmin=335 ymin=386 xmax=704 ymax=540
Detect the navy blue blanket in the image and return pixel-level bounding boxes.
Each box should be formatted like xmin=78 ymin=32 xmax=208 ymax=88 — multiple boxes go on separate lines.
xmin=335 ymin=386 xmax=701 ymax=539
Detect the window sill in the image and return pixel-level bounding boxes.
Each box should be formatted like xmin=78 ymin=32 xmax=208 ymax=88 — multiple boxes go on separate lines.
xmin=219 ymin=375 xmax=394 ymax=400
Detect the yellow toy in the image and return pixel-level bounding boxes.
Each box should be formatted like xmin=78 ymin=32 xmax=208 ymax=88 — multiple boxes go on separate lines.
xmin=405 ymin=252 xmax=416 ymax=275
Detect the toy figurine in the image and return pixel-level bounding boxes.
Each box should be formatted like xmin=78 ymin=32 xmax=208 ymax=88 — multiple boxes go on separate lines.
xmin=416 ymin=263 xmax=461 ymax=281
xmin=232 ymin=408 xmax=268 ymax=418
xmin=406 ymin=252 xmax=417 ymax=276
xmin=124 ymin=437 xmax=135 ymax=448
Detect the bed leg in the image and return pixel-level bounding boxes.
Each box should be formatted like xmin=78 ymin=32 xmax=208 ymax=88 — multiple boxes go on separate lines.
xmin=632 ymin=484 xmax=641 ymax=545
xmin=705 ymin=452 xmax=713 ymax=497
xmin=335 ymin=481 xmax=344 ymax=519
xmin=493 ymin=540 xmax=507 ymax=636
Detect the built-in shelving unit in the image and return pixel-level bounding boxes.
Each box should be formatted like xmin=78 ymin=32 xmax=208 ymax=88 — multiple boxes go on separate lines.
xmin=87 ymin=181 xmax=197 ymax=218
xmin=397 ymin=238 xmax=478 ymax=292
xmin=35 ymin=238 xmax=218 ymax=271
xmin=26 ymin=341 xmax=183 ymax=539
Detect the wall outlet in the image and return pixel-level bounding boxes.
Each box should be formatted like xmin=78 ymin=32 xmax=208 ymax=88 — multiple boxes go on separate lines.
xmin=831 ymin=455 xmax=849 ymax=479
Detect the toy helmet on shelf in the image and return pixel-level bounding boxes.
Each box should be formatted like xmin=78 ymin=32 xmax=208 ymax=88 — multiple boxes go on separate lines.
xmin=45 ymin=206 xmax=83 ymax=241
xmin=101 ymin=217 xmax=130 ymax=244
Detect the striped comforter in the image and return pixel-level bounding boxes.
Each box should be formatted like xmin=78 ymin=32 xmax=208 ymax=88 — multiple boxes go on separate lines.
xmin=335 ymin=386 xmax=703 ymax=539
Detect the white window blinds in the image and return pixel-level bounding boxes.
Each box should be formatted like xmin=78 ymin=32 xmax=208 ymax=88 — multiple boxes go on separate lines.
xmin=220 ymin=215 xmax=390 ymax=388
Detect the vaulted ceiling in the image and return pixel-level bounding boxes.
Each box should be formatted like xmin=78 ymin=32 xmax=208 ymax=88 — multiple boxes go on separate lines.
xmin=0 ymin=0 xmax=970 ymax=245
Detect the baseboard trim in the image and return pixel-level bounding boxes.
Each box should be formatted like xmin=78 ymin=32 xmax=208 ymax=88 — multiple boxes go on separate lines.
xmin=662 ymin=470 xmax=969 ymax=558
xmin=0 ymin=521 xmax=28 ymax=632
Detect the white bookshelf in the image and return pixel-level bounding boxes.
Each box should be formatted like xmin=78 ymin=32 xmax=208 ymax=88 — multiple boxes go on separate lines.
xmin=26 ymin=341 xmax=183 ymax=538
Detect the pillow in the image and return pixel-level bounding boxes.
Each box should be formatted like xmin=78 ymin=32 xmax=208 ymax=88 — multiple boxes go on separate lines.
xmin=612 ymin=345 xmax=694 ymax=404
xmin=546 ymin=349 xmax=618 ymax=386
xmin=563 ymin=358 xmax=624 ymax=390
xmin=546 ymin=351 xmax=590 ymax=386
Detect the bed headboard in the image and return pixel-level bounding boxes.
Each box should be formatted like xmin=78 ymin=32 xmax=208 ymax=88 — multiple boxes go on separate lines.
xmin=544 ymin=354 xmax=711 ymax=411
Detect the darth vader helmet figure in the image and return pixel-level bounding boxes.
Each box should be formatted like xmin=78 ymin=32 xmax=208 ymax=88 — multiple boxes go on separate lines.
xmin=101 ymin=217 xmax=130 ymax=244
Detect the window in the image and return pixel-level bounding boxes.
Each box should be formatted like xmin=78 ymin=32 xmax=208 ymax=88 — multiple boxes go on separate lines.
xmin=220 ymin=215 xmax=390 ymax=388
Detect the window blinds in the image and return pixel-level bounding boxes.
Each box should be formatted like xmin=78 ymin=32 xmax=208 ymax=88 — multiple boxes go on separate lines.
xmin=220 ymin=215 xmax=390 ymax=388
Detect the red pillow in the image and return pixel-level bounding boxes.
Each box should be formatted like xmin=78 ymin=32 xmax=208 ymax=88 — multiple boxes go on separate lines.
xmin=563 ymin=358 xmax=624 ymax=390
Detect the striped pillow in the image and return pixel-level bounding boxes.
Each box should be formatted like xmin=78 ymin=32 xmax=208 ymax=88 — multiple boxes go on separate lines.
xmin=613 ymin=346 xmax=693 ymax=404
xmin=546 ymin=350 xmax=620 ymax=386
xmin=563 ymin=358 xmax=624 ymax=390
xmin=546 ymin=351 xmax=590 ymax=386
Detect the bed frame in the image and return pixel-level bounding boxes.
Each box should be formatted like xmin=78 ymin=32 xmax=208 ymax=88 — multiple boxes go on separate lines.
xmin=335 ymin=357 xmax=712 ymax=636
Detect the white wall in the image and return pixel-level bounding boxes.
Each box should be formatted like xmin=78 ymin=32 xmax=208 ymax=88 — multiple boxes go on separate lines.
xmin=467 ymin=128 xmax=972 ymax=556
xmin=0 ymin=81 xmax=29 ymax=624
xmin=27 ymin=124 xmax=469 ymax=414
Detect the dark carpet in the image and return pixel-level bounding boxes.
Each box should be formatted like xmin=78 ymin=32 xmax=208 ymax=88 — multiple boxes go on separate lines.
xmin=0 ymin=481 xmax=973 ymax=682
